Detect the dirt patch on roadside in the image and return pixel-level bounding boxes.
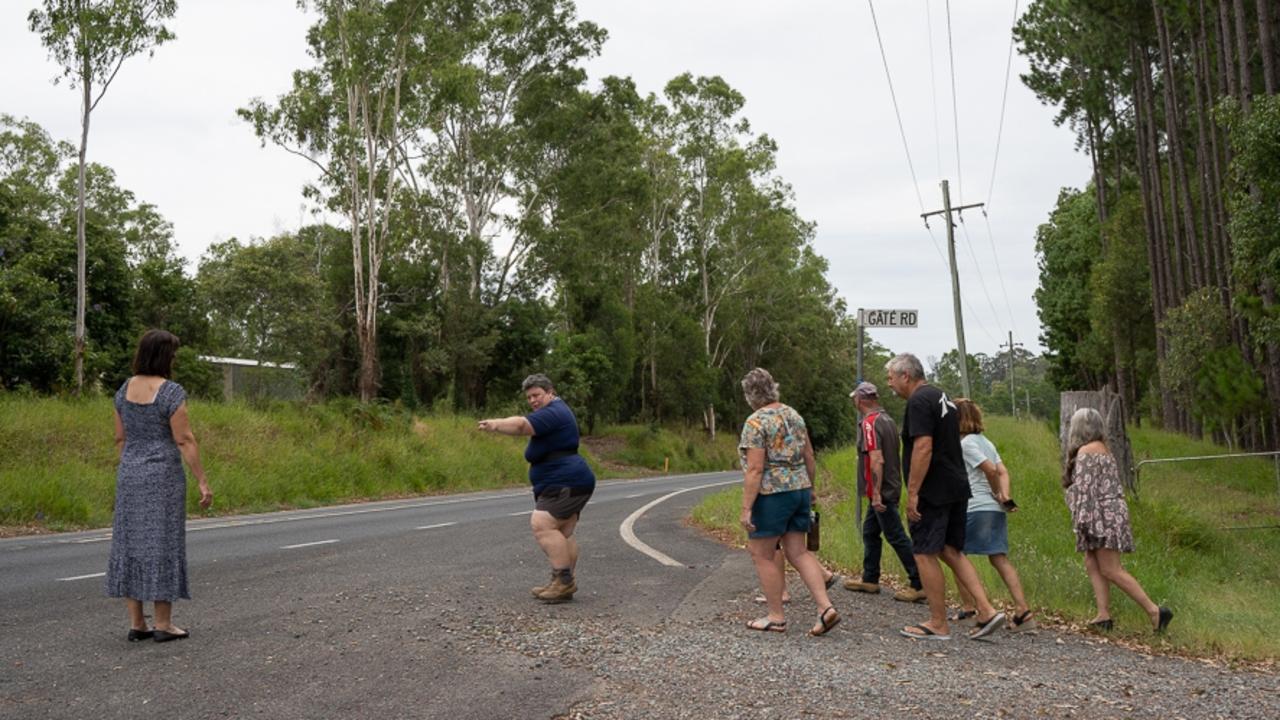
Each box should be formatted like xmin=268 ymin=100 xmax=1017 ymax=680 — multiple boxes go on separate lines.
xmin=580 ymin=435 xmax=649 ymax=476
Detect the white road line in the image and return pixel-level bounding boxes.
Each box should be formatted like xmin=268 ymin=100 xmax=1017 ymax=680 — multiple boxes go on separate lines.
xmin=507 ymin=510 xmax=533 ymax=516
xmin=281 ymin=539 xmax=339 ymax=550
xmin=73 ymin=536 xmax=112 ymax=543
xmin=624 ymin=493 xmax=643 ymax=499
xmin=13 ymin=471 xmax=738 ymax=549
xmin=57 ymin=572 xmax=106 ymax=582
xmin=416 ymin=522 xmax=457 ymax=530
xmin=619 ymin=479 xmax=739 ymax=567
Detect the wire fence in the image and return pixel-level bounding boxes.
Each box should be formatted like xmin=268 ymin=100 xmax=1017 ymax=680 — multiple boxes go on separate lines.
xmin=1133 ymin=451 xmax=1280 ymax=531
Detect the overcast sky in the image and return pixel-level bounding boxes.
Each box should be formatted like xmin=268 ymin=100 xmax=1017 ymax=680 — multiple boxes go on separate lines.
xmin=1 ymin=1 xmax=1091 ymax=366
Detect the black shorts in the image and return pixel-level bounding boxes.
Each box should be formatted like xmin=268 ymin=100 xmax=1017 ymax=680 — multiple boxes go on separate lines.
xmin=908 ymin=498 xmax=967 ymax=555
xmin=534 ymin=485 xmax=593 ymax=520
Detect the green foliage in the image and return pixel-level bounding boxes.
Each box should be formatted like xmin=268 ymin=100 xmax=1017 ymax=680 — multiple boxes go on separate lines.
xmin=1033 ymin=187 xmax=1108 ymax=389
xmin=1162 ymin=289 xmax=1267 ymax=446
xmin=1221 ymin=95 xmax=1280 ymax=350
xmin=0 ymin=396 xmax=736 ymax=529
xmin=0 ymin=114 xmax=210 ymax=393
xmin=28 ymin=1 xmax=177 ymax=94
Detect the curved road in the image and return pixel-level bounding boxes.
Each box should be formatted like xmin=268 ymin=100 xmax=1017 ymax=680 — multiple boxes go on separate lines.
xmin=2 ymin=471 xmax=1277 ymax=719
xmin=0 ymin=472 xmax=738 ymax=719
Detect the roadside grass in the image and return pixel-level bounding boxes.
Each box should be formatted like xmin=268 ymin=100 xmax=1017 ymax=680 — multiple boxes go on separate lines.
xmin=0 ymin=396 xmax=735 ymax=531
xmin=597 ymin=423 xmax=739 ymax=473
xmin=692 ymin=416 xmax=1280 ymax=662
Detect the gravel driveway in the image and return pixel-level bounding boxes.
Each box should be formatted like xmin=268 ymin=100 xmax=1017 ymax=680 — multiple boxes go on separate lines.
xmin=449 ymin=553 xmax=1279 ymax=720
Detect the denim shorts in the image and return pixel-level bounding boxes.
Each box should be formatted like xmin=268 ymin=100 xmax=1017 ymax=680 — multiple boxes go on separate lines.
xmin=963 ymin=510 xmax=1009 ymax=555
xmin=749 ymin=488 xmax=812 ymax=539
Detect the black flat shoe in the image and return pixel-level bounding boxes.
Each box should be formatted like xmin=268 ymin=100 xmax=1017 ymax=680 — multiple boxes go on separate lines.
xmin=127 ymin=628 xmax=154 ymax=642
xmin=1156 ymin=607 xmax=1174 ymax=633
xmin=153 ymin=629 xmax=189 ymax=643
xmin=1088 ymin=618 xmax=1113 ymax=631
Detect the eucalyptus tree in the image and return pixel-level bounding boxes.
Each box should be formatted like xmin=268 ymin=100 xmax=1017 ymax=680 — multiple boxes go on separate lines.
xmin=407 ymin=0 xmax=606 ymax=305
xmin=28 ymin=0 xmax=177 ymax=393
xmin=241 ymin=0 xmax=426 ymax=402
xmin=664 ymin=73 xmax=779 ymax=437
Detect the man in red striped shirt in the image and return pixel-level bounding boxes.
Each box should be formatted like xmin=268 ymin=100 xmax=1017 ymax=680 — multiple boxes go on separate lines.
xmin=843 ymin=382 xmax=925 ymax=603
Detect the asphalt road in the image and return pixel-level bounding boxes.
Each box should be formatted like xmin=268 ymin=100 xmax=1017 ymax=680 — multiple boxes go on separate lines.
xmin=0 ymin=472 xmax=740 ymax=719
xmin=4 ymin=471 xmax=1278 ymax=720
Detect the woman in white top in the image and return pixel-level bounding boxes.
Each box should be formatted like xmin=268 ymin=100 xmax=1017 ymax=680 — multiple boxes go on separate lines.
xmin=952 ymin=399 xmax=1033 ymax=630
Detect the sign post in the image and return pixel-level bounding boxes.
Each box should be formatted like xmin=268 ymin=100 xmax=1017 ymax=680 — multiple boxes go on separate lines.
xmin=856 ymin=308 xmax=919 ymax=381
xmin=854 ymin=307 xmax=918 ymax=535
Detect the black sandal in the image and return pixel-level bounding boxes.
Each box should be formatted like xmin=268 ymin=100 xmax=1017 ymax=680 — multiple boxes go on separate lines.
xmin=1088 ymin=618 xmax=1114 ymax=631
xmin=1155 ymin=606 xmax=1173 ymax=633
xmin=809 ymin=606 xmax=841 ymax=636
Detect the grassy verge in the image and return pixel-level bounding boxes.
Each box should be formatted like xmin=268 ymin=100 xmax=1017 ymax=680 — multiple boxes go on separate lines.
xmin=692 ymin=416 xmax=1280 ymax=662
xmin=0 ymin=396 xmax=735 ymax=532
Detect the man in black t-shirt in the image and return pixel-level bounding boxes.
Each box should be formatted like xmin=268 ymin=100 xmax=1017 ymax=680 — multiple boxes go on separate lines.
xmin=886 ymin=353 xmax=1005 ymax=641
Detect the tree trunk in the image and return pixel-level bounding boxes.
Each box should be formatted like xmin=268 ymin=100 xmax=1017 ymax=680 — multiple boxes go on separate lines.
xmin=1155 ymin=3 xmax=1204 ymax=293
xmin=1135 ymin=45 xmax=1180 ymax=431
xmin=1236 ymin=0 xmax=1254 ymax=112
xmin=1260 ymin=0 xmax=1277 ymax=93
xmin=74 ymin=65 xmax=91 ymax=394
xmin=1060 ymin=389 xmax=1135 ymax=492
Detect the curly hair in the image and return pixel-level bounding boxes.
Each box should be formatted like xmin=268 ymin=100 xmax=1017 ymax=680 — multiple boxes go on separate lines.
xmin=740 ymin=367 xmax=780 ymax=409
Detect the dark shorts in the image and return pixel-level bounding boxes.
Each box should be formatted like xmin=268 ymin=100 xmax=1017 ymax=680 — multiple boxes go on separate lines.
xmin=908 ymin=498 xmax=967 ymax=555
xmin=534 ymin=485 xmax=592 ymax=520
xmin=749 ymin=488 xmax=812 ymax=539
xmin=963 ymin=510 xmax=1009 ymax=555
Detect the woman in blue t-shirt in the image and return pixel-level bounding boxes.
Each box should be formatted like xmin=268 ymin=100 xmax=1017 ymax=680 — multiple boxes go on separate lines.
xmin=952 ymin=399 xmax=1033 ymax=630
xmin=478 ymin=374 xmax=595 ymax=604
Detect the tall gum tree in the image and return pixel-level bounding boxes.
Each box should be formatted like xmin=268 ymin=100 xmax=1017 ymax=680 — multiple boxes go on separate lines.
xmin=28 ymin=0 xmax=176 ymax=393
xmin=240 ymin=0 xmax=425 ymax=402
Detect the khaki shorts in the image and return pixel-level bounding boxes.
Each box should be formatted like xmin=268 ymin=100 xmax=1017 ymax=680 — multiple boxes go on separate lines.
xmin=535 ymin=485 xmax=593 ymax=520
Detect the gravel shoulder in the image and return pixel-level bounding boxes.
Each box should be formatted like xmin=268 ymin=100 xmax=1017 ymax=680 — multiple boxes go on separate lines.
xmin=451 ymin=553 xmax=1280 ymax=720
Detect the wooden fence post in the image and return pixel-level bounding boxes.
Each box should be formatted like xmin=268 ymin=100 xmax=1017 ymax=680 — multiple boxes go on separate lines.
xmin=1060 ymin=388 xmax=1135 ymax=492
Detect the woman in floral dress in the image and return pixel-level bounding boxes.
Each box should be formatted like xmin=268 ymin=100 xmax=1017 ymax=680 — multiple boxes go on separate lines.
xmin=737 ymin=367 xmax=840 ymax=636
xmin=1063 ymin=408 xmax=1172 ymax=633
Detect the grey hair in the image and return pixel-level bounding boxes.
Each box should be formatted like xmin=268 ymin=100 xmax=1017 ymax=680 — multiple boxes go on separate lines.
xmin=741 ymin=367 xmax=780 ymax=409
xmin=521 ymin=373 xmax=555 ymax=394
xmin=885 ymin=353 xmax=925 ymax=381
xmin=1064 ymin=407 xmax=1107 ymax=487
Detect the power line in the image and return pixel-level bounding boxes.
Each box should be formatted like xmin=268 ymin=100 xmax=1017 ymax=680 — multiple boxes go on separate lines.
xmin=958 ymin=212 xmax=1007 ymax=337
xmin=985 ymin=0 xmax=1020 ymax=209
xmin=980 ymin=1 xmax=1022 ymax=338
xmin=982 ymin=210 xmax=1020 ymax=336
xmin=868 ymin=0 xmax=927 ymax=213
xmin=924 ymin=0 xmax=943 ymax=180
xmin=926 ymin=219 xmax=1001 ymax=349
xmin=944 ymin=0 xmax=964 ymax=203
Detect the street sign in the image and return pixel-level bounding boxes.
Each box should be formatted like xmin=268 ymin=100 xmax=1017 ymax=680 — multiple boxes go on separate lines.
xmin=858 ymin=308 xmax=918 ymax=328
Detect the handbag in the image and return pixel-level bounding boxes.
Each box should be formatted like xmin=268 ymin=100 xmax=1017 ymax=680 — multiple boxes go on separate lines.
xmin=807 ymin=508 xmax=821 ymax=551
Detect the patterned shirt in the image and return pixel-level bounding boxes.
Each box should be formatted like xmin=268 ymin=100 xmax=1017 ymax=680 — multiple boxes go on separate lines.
xmin=738 ymin=404 xmax=812 ymax=494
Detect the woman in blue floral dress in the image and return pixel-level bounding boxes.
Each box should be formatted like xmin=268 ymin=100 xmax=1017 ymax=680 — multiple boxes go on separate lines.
xmin=107 ymin=330 xmax=212 ymax=642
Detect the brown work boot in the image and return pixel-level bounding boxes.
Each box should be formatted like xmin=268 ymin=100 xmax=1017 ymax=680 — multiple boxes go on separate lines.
xmin=531 ymin=571 xmax=556 ymax=597
xmin=893 ymin=587 xmax=928 ymax=604
xmin=843 ymin=579 xmax=881 ymax=594
xmin=536 ymin=577 xmax=577 ymax=604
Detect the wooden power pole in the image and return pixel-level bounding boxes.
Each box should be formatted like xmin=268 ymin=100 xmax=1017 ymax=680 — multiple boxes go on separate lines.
xmin=922 ymin=179 xmax=983 ymax=399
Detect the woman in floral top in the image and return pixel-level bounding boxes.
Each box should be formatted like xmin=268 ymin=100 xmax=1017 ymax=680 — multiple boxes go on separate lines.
xmin=1064 ymin=408 xmax=1172 ymax=633
xmin=738 ymin=368 xmax=840 ymax=636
